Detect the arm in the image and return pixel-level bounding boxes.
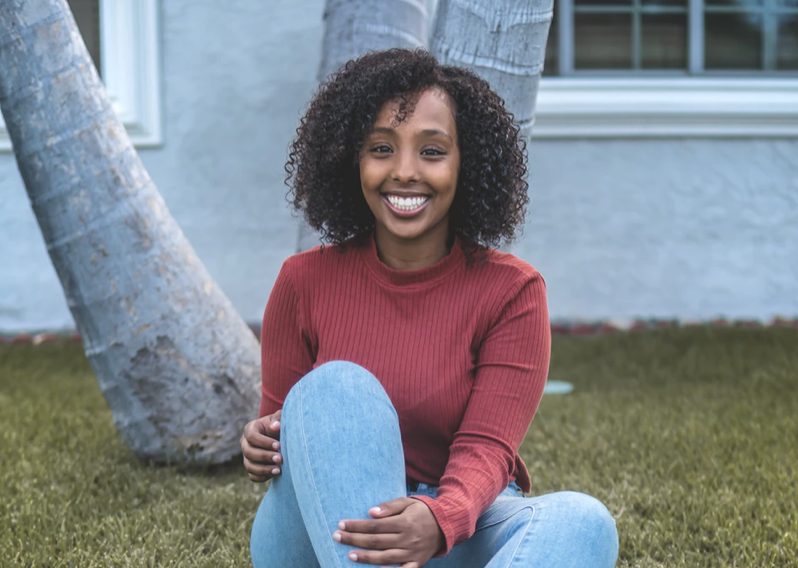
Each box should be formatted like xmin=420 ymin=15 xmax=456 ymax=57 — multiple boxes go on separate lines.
xmin=259 ymin=260 xmax=315 ymax=417
xmin=242 ymin=260 xmax=315 ymax=482
xmin=412 ymin=273 xmax=551 ymax=554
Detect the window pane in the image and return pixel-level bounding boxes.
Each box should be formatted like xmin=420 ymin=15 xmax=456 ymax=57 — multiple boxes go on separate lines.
xmin=777 ymin=15 xmax=798 ymax=69
xmin=641 ymin=0 xmax=687 ymax=6
xmin=575 ymin=0 xmax=633 ymax=6
xmin=705 ymin=0 xmax=762 ymax=6
xmin=642 ymin=14 xmax=688 ymax=68
xmin=543 ymin=6 xmax=559 ymax=76
xmin=575 ymin=13 xmax=633 ymax=69
xmin=67 ymin=0 xmax=101 ymax=73
xmin=705 ymin=13 xmax=762 ymax=69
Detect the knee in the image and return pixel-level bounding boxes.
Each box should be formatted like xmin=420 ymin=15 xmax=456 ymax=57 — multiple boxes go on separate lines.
xmin=552 ymin=492 xmax=619 ymax=562
xmin=308 ymin=360 xmax=376 ymax=384
xmin=284 ymin=360 xmax=394 ymax=416
xmin=294 ymin=361 xmax=381 ymax=395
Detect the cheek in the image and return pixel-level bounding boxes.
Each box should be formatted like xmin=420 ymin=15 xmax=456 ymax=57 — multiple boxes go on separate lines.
xmin=430 ymin=163 xmax=459 ymax=195
xmin=359 ymin=161 xmax=386 ymax=194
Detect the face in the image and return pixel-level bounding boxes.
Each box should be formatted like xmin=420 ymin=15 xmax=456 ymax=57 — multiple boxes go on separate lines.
xmin=359 ymin=88 xmax=460 ymax=250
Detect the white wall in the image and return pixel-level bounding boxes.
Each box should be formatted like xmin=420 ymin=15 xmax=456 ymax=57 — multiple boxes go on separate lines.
xmin=516 ymin=139 xmax=798 ymax=322
xmin=1 ymin=0 xmax=796 ymax=331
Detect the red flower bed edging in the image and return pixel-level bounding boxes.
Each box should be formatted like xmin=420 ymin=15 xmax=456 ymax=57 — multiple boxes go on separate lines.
xmin=1 ymin=317 xmax=796 ymax=345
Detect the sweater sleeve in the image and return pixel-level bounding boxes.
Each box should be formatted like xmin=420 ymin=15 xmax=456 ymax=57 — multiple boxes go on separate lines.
xmin=259 ymin=260 xmax=315 ymax=417
xmin=411 ymin=273 xmax=551 ymax=554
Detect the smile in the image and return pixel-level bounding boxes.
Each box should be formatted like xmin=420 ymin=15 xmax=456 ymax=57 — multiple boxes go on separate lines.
xmin=383 ymin=194 xmax=430 ymax=217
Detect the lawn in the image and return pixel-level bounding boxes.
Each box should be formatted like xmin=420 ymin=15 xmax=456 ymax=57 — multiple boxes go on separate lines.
xmin=1 ymin=327 xmax=796 ymax=567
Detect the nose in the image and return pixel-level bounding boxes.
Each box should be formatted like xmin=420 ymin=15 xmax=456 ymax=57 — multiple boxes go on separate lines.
xmin=391 ymin=150 xmax=419 ymax=184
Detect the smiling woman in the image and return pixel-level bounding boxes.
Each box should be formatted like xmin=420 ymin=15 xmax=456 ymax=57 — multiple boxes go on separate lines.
xmin=241 ymin=49 xmax=619 ymax=567
xmin=284 ymin=49 xmax=530 ymax=262
xmin=359 ymin=88 xmax=460 ymax=269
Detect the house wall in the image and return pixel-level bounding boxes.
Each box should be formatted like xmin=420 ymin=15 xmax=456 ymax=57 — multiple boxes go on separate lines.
xmin=1 ymin=0 xmax=796 ymax=331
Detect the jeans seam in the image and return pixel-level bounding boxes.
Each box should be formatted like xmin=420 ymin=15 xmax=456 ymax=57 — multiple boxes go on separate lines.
xmin=296 ymin=380 xmax=341 ymax=567
xmin=474 ymin=495 xmax=526 ymax=533
xmin=502 ymin=505 xmax=535 ymax=568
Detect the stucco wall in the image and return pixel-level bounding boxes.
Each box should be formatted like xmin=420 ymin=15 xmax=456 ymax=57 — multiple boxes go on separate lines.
xmin=1 ymin=0 xmax=796 ymax=331
xmin=517 ymin=139 xmax=798 ymax=322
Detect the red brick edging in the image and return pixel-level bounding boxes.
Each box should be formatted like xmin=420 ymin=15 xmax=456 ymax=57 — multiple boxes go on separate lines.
xmin=4 ymin=318 xmax=795 ymax=346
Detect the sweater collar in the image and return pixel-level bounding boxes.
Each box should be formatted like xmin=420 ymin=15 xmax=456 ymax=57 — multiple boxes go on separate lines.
xmin=361 ymin=232 xmax=465 ymax=288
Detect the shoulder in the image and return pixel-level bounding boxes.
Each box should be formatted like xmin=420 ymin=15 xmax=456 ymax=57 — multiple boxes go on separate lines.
xmin=470 ymin=246 xmax=545 ymax=290
xmin=457 ymin=246 xmax=547 ymax=322
xmin=280 ymin=239 xmax=366 ymax=281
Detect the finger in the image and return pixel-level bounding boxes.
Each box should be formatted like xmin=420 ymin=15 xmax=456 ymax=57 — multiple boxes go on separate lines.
xmin=367 ymin=497 xmax=415 ymax=518
xmin=246 ymin=468 xmax=281 ymax=482
xmin=244 ymin=461 xmax=281 ymax=478
xmin=265 ymin=411 xmax=282 ymax=440
xmin=347 ymin=548 xmax=408 ymax=565
xmin=246 ymin=434 xmax=279 ymax=452
xmin=246 ymin=419 xmax=281 ymax=446
xmin=400 ymin=563 xmax=420 ymax=568
xmin=267 ymin=419 xmax=281 ymax=440
xmin=333 ymin=529 xmax=402 ymax=551
xmin=242 ymin=446 xmax=282 ymax=465
xmin=339 ymin=517 xmax=402 ymax=534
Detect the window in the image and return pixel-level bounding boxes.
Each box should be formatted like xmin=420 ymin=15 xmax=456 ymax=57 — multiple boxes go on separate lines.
xmin=0 ymin=0 xmax=161 ymax=151
xmin=535 ymin=0 xmax=798 ymax=136
xmin=68 ymin=0 xmax=102 ymax=72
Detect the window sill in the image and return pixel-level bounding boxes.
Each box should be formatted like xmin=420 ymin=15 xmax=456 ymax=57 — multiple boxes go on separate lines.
xmin=0 ymin=0 xmax=161 ymax=152
xmin=533 ymin=78 xmax=798 ymax=138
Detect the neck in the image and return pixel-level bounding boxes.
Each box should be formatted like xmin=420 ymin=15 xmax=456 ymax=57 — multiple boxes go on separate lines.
xmin=374 ymin=227 xmax=453 ymax=270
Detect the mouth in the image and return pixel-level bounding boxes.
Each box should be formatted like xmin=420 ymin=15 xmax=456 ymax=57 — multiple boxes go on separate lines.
xmin=382 ymin=193 xmax=431 ymax=218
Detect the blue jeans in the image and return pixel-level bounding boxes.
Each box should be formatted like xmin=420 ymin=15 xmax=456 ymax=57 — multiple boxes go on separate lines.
xmin=250 ymin=361 xmax=619 ymax=567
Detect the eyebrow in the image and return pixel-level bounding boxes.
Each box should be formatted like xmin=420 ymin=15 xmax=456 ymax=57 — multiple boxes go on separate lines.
xmin=369 ymin=126 xmax=453 ymax=141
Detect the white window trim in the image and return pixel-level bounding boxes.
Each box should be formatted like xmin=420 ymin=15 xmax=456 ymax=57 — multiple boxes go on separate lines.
xmin=0 ymin=0 xmax=161 ymax=152
xmin=534 ymin=78 xmax=798 ymax=138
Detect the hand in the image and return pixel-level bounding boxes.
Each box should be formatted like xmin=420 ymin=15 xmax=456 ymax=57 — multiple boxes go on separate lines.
xmin=333 ymin=497 xmax=444 ymax=567
xmin=240 ymin=409 xmax=282 ymax=482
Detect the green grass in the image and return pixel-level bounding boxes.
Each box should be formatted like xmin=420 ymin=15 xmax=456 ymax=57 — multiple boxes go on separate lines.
xmin=2 ymin=327 xmax=797 ymax=567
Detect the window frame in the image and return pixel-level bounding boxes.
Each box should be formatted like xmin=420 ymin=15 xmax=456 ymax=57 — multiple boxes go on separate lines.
xmin=0 ymin=0 xmax=161 ymax=151
xmin=535 ymin=0 xmax=798 ymax=137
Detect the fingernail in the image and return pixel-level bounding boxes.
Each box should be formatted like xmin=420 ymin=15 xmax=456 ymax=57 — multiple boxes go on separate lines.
xmin=273 ymin=454 xmax=281 ymax=463
xmin=272 ymin=467 xmax=280 ymax=475
xmin=338 ymin=521 xmax=345 ymax=530
xmin=369 ymin=506 xmax=381 ymax=515
xmin=272 ymin=421 xmax=280 ymax=429
xmin=272 ymin=441 xmax=280 ymax=450
xmin=348 ymin=552 xmax=357 ymax=561
xmin=332 ymin=531 xmax=342 ymax=542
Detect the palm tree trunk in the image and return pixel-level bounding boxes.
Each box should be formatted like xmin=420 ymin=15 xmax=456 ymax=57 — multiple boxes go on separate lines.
xmin=0 ymin=0 xmax=259 ymax=464
xmin=296 ymin=0 xmax=430 ymax=251
xmin=431 ymin=0 xmax=553 ymax=139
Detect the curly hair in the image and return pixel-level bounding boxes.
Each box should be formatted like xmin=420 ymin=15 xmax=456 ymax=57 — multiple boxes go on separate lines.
xmin=285 ymin=48 xmax=528 ymax=259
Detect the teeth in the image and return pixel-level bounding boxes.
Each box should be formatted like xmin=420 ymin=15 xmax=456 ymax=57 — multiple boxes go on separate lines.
xmin=386 ymin=195 xmax=429 ymax=211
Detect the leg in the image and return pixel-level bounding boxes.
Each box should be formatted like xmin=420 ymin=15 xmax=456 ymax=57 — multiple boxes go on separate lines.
xmin=250 ymin=453 xmax=319 ymax=567
xmin=430 ymin=490 xmax=619 ymax=568
xmin=261 ymin=361 xmax=408 ymax=566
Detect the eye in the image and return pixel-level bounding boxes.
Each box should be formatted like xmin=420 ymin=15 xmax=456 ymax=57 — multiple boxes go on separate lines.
xmin=421 ymin=147 xmax=446 ymax=157
xmin=369 ymin=144 xmax=392 ymax=154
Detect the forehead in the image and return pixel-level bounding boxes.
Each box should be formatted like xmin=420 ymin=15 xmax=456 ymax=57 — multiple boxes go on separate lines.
xmin=372 ymin=88 xmax=457 ymax=132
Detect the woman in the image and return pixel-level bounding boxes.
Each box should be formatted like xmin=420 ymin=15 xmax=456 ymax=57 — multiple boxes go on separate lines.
xmin=242 ymin=49 xmax=619 ymax=567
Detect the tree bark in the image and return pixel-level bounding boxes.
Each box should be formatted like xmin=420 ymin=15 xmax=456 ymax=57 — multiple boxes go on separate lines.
xmin=296 ymin=0 xmax=430 ymax=251
xmin=431 ymin=0 xmax=553 ymax=139
xmin=0 ymin=0 xmax=260 ymax=464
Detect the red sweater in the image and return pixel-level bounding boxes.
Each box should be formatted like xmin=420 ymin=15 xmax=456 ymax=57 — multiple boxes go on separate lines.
xmin=259 ymin=233 xmax=550 ymax=553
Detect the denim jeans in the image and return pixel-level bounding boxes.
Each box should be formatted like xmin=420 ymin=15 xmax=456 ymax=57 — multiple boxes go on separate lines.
xmin=250 ymin=361 xmax=619 ymax=567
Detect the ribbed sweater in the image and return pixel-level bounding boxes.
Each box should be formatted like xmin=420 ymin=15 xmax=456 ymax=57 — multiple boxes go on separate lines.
xmin=259 ymin=232 xmax=551 ymax=554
